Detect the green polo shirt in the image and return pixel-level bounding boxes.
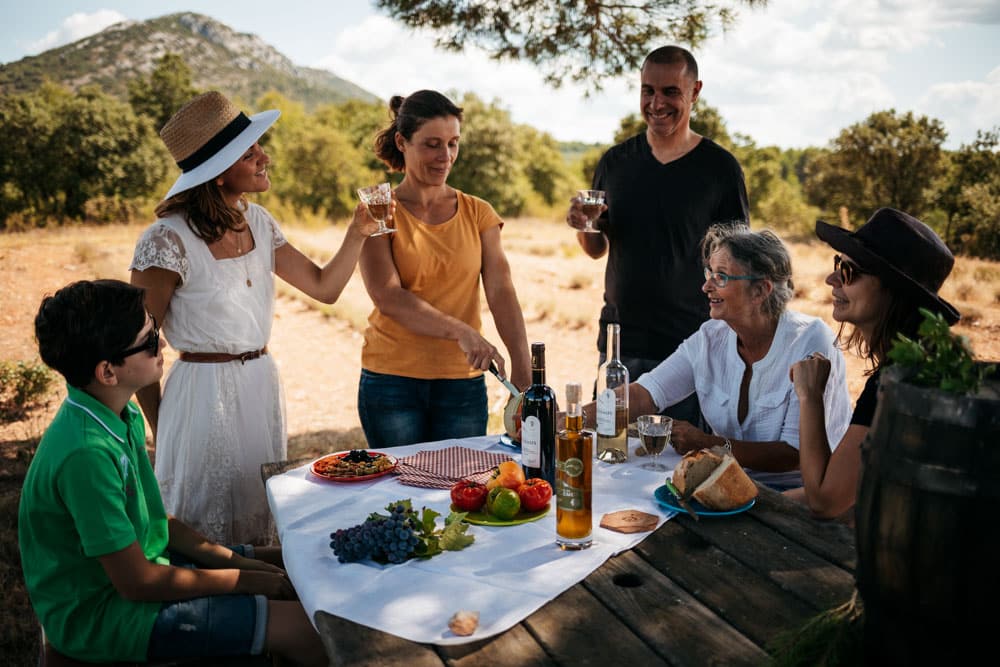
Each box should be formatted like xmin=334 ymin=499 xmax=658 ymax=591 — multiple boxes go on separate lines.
xmin=18 ymin=385 xmax=170 ymax=662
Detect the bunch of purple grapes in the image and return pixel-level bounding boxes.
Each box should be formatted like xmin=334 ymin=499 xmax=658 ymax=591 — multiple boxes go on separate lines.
xmin=330 ymin=503 xmax=421 ymax=564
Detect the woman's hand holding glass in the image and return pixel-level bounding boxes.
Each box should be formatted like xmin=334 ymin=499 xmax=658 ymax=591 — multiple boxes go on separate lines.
xmin=357 ymin=182 xmax=397 ymax=236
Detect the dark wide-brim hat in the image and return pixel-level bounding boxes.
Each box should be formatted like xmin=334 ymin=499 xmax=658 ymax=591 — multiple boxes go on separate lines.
xmin=160 ymin=91 xmax=280 ymax=199
xmin=815 ymin=207 xmax=960 ymax=324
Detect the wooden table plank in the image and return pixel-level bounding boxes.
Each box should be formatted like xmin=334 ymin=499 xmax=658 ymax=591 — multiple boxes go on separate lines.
xmin=635 ymin=521 xmax=820 ymax=649
xmin=523 ymin=584 xmax=668 ymax=666
xmin=749 ymin=485 xmax=857 ymax=571
xmin=668 ymin=510 xmax=856 ymax=612
xmin=314 ymin=612 xmax=443 ymax=667
xmin=583 ymin=550 xmax=767 ymax=666
xmin=439 ymin=624 xmax=554 ymax=666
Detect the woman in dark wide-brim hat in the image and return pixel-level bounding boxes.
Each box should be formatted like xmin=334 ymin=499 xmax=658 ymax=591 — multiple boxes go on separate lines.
xmin=786 ymin=207 xmax=960 ymax=520
xmin=130 ymin=91 xmax=381 ymax=546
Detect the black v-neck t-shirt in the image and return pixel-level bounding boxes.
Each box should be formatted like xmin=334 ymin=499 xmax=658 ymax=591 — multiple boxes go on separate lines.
xmin=593 ymin=133 xmax=749 ymax=360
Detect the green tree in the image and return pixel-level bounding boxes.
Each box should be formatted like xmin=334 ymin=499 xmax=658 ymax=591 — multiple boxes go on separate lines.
xmin=259 ymin=92 xmax=377 ymax=218
xmin=515 ymin=124 xmax=573 ymax=207
xmin=127 ymin=53 xmax=199 ymax=130
xmin=0 ymin=83 xmax=68 ymax=226
xmin=316 ymin=99 xmax=392 ymax=180
xmin=936 ymin=128 xmax=1000 ymax=258
xmin=802 ymin=110 xmax=947 ymax=225
xmin=50 ymin=86 xmax=169 ymax=220
xmin=448 ymin=93 xmax=530 ymax=216
xmin=375 ymin=0 xmax=766 ymax=88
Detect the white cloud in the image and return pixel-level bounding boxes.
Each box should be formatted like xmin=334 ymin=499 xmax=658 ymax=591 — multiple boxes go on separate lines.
xmin=920 ymin=66 xmax=1000 ymax=144
xmin=25 ymin=10 xmax=127 ymax=55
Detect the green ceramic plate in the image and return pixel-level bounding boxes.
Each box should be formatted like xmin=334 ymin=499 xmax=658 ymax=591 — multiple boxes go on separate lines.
xmin=450 ymin=503 xmax=550 ymax=526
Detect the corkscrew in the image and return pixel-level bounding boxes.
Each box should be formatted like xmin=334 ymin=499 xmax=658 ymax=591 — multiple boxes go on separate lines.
xmin=488 ymin=360 xmax=520 ymax=397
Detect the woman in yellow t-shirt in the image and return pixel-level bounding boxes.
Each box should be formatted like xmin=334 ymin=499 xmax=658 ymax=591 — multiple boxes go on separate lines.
xmin=358 ymin=90 xmax=530 ymax=448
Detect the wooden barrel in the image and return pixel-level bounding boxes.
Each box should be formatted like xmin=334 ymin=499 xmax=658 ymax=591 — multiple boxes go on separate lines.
xmin=855 ymin=365 xmax=1000 ymax=665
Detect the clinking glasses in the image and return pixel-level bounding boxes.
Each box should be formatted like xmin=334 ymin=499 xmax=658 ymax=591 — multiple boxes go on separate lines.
xmin=703 ymin=266 xmax=762 ymax=288
xmin=833 ymin=255 xmax=868 ymax=286
xmin=120 ymin=315 xmax=160 ymax=358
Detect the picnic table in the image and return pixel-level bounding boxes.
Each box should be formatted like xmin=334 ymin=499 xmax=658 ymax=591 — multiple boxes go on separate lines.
xmin=263 ymin=445 xmax=856 ymax=667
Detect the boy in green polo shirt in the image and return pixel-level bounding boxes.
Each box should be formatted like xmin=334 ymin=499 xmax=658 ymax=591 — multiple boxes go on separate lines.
xmin=19 ymin=279 xmax=324 ymax=665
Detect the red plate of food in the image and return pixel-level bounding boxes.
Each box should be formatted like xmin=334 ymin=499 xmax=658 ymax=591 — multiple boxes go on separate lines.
xmin=310 ymin=450 xmax=398 ymax=482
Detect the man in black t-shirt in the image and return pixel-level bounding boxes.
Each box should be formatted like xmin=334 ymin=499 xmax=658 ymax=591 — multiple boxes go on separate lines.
xmin=567 ymin=45 xmax=749 ymax=423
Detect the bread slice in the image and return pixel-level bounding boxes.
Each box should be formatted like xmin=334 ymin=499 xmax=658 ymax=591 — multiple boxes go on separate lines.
xmin=672 ymin=449 xmax=723 ymax=496
xmin=691 ymin=454 xmax=758 ymax=511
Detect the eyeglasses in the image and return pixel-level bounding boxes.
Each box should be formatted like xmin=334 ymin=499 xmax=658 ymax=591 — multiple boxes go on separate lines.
xmin=833 ymin=255 xmax=868 ymax=286
xmin=703 ymin=266 xmax=762 ymax=288
xmin=120 ymin=315 xmax=160 ymax=358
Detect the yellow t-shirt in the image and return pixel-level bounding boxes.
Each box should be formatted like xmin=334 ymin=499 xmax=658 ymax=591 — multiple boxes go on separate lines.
xmin=361 ymin=190 xmax=503 ymax=379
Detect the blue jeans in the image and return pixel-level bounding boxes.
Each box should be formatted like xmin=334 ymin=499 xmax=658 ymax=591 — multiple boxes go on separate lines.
xmin=358 ymin=370 xmax=488 ymax=448
xmin=596 ymin=352 xmax=708 ymax=432
xmin=146 ymin=545 xmax=267 ymax=659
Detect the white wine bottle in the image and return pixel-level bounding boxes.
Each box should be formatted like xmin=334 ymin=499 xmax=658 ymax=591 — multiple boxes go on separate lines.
xmin=596 ymin=323 xmax=629 ymax=463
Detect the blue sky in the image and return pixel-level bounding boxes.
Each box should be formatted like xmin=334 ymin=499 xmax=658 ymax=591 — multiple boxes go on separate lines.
xmin=2 ymin=0 xmax=998 ymax=149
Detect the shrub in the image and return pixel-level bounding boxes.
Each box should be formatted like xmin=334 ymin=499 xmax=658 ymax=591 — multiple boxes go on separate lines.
xmin=0 ymin=360 xmax=55 ymax=422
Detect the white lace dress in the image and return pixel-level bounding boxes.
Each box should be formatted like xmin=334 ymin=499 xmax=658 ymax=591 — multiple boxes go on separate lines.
xmin=130 ymin=203 xmax=288 ymax=545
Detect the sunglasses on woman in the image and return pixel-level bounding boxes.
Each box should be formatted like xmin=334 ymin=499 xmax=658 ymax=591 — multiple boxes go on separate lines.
xmin=120 ymin=315 xmax=160 ymax=358
xmin=833 ymin=255 xmax=869 ymax=286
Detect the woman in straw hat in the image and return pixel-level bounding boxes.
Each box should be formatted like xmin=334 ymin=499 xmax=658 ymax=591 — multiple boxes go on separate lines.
xmin=357 ymin=90 xmax=530 ymax=448
xmin=130 ymin=91 xmax=380 ymax=546
xmin=788 ymin=207 xmax=961 ymax=520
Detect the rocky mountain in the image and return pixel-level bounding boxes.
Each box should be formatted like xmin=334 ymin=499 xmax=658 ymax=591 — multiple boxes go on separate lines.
xmin=0 ymin=12 xmax=378 ymax=108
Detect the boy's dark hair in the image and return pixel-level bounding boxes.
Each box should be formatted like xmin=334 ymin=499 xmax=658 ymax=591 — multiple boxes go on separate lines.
xmin=35 ymin=280 xmax=147 ymax=388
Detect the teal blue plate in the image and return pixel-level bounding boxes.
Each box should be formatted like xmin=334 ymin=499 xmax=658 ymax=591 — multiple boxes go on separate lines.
xmin=654 ymin=485 xmax=755 ymax=517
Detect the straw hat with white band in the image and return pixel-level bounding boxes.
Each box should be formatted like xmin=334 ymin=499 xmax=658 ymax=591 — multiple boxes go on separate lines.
xmin=160 ymin=91 xmax=280 ymax=200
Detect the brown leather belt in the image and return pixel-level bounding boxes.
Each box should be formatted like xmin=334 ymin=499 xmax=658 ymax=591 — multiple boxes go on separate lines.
xmin=179 ymin=346 xmax=268 ymax=364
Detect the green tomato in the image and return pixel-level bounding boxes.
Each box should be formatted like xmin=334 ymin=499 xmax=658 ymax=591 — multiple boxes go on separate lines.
xmin=486 ymin=486 xmax=521 ymax=520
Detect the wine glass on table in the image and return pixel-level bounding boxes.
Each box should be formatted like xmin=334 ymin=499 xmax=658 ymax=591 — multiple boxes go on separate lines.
xmin=357 ymin=182 xmax=395 ymax=236
xmin=577 ymin=189 xmax=605 ymax=234
xmin=637 ymin=415 xmax=672 ymax=472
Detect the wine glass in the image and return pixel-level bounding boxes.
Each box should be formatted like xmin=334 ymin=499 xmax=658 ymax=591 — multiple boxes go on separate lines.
xmin=637 ymin=415 xmax=672 ymax=472
xmin=357 ymin=182 xmax=395 ymax=237
xmin=577 ymin=189 xmax=605 ymax=233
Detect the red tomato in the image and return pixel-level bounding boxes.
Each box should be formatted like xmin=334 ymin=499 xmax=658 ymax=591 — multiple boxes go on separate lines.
xmin=450 ymin=480 xmax=488 ymax=512
xmin=517 ymin=478 xmax=552 ymax=512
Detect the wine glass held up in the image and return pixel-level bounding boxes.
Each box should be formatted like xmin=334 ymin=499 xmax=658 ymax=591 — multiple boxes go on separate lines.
xmin=576 ymin=189 xmax=606 ymax=234
xmin=357 ymin=182 xmax=396 ymax=237
xmin=637 ymin=414 xmax=673 ymax=472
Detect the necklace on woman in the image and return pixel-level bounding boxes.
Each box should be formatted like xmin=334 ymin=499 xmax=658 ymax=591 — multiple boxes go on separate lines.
xmin=226 ymin=227 xmax=253 ymax=287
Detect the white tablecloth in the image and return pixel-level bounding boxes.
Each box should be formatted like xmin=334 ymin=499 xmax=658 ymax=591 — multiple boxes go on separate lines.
xmin=265 ymin=434 xmax=682 ymax=645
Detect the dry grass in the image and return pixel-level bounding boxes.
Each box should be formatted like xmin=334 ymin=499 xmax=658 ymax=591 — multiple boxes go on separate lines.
xmin=2 ymin=216 xmax=999 ymax=664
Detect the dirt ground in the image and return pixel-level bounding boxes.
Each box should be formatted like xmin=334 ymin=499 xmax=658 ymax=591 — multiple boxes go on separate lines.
xmin=2 ymin=218 xmax=999 ymax=455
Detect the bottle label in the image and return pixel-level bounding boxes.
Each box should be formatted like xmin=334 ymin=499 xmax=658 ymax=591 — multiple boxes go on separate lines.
xmin=556 ymin=477 xmax=585 ymax=511
xmin=521 ymin=416 xmax=541 ymax=467
xmin=596 ymin=388 xmax=617 ymax=436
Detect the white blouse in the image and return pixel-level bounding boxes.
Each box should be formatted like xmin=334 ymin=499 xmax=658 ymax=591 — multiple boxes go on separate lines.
xmin=635 ymin=311 xmax=851 ymax=489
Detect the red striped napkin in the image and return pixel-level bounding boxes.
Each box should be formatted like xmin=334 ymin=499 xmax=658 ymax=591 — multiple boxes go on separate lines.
xmin=395 ymin=446 xmax=514 ymax=489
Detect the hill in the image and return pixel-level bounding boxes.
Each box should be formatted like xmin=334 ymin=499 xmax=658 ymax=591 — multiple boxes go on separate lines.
xmin=0 ymin=12 xmax=378 ymax=108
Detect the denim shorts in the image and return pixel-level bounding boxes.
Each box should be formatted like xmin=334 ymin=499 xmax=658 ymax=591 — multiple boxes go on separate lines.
xmin=146 ymin=545 xmax=268 ymax=659
xmin=358 ymin=369 xmax=488 ymax=448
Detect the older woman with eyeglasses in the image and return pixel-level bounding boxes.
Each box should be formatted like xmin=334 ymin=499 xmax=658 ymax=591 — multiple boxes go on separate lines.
xmin=788 ymin=208 xmax=960 ymax=519
xmin=581 ymin=224 xmax=852 ymax=490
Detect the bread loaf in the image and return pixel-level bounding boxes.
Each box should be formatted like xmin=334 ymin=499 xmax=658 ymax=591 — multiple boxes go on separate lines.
xmin=690 ymin=454 xmax=758 ymax=510
xmin=672 ymin=449 xmax=723 ymax=496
